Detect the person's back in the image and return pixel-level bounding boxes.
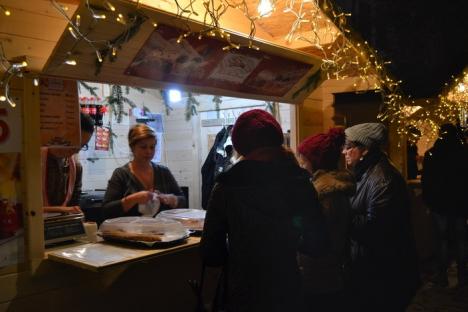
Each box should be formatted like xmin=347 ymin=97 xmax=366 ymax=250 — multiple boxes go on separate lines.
xmin=207 ymin=156 xmax=324 ymax=311
xmin=201 ymin=110 xmax=327 ymax=312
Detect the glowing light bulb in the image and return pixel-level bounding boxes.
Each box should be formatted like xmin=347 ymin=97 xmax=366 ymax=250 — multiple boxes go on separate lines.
xmin=1 ymin=5 xmax=11 ymax=16
xmin=168 ymin=89 xmax=181 ymax=103
xmin=257 ymin=0 xmax=273 ymax=17
xmin=64 ymin=53 xmax=77 ymax=66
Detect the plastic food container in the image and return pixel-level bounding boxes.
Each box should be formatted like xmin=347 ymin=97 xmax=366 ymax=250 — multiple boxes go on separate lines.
xmin=156 ymin=209 xmax=206 ymax=233
xmin=98 ymin=216 xmax=189 ymax=247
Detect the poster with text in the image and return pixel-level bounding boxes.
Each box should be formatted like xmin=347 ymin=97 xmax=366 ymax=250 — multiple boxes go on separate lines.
xmin=40 ymin=77 xmax=80 ymax=147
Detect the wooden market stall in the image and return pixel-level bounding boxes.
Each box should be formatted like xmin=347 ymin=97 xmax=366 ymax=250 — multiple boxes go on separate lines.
xmin=0 ymin=1 xmax=333 ymax=311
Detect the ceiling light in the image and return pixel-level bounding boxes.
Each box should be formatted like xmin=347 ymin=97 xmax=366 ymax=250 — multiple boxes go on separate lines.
xmin=64 ymin=53 xmax=77 ymax=66
xmin=68 ymin=26 xmax=79 ymax=39
xmin=1 ymin=5 xmax=11 ymax=16
xmin=257 ymin=0 xmax=274 ymax=17
xmin=96 ymin=50 xmax=103 ymax=63
xmin=104 ymin=1 xmax=115 ymax=11
xmin=93 ymin=13 xmax=106 ymax=19
xmin=0 ymin=95 xmax=6 ymax=102
xmin=10 ymin=56 xmax=28 ymax=69
xmin=168 ymin=89 xmax=181 ymax=103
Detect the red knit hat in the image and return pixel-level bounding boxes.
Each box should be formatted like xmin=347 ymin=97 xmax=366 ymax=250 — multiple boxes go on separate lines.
xmin=298 ymin=127 xmax=345 ymax=170
xmin=231 ymin=109 xmax=284 ymax=156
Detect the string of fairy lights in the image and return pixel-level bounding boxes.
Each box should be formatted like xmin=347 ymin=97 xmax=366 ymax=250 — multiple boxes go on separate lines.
xmin=0 ymin=0 xmax=466 ymax=143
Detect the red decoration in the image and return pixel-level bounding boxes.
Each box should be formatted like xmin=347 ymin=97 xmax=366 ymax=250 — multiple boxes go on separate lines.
xmin=0 ymin=199 xmax=20 ymax=239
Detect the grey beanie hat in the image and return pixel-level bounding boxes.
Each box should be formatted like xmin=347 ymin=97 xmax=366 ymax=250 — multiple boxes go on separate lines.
xmin=345 ymin=123 xmax=387 ymax=149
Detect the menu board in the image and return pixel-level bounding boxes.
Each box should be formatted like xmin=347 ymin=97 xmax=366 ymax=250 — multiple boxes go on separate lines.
xmin=125 ymin=24 xmax=313 ymax=98
xmin=40 ymin=77 xmax=80 ymax=147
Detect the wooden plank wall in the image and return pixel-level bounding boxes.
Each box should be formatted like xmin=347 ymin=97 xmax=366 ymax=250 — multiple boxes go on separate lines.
xmin=295 ymin=76 xmax=406 ymax=173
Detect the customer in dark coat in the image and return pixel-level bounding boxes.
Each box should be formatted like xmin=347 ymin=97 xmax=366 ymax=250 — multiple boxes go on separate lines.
xmin=422 ymin=123 xmax=468 ymax=287
xmin=201 ymin=109 xmax=328 ymax=312
xmin=297 ymin=127 xmax=355 ymax=312
xmin=342 ymin=123 xmax=420 ymax=312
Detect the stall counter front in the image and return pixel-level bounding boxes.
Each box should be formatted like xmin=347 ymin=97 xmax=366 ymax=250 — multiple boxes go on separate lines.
xmin=1 ymin=237 xmax=214 ymax=312
xmin=46 ymin=237 xmax=201 ymax=271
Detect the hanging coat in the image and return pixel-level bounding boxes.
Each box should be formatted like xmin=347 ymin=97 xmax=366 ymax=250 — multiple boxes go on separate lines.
xmin=201 ymin=126 xmax=232 ymax=209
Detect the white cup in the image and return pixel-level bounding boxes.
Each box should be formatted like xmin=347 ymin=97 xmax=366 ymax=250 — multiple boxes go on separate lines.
xmin=83 ymin=221 xmax=98 ymax=243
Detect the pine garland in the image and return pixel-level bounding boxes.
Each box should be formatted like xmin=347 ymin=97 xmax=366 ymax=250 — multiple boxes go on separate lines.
xmin=106 ymin=84 xmax=144 ymax=123
xmin=185 ymin=92 xmax=200 ymax=121
xmin=212 ymin=95 xmax=223 ymax=118
xmin=159 ymin=90 xmax=173 ymax=116
xmin=78 ymin=81 xmax=99 ymax=97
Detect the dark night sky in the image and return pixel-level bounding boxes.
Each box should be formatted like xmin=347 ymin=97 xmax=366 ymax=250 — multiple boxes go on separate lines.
xmin=331 ymin=0 xmax=468 ymax=98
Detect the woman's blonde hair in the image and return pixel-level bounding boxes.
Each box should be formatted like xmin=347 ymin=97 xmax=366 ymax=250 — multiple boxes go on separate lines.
xmin=128 ymin=123 xmax=156 ymax=148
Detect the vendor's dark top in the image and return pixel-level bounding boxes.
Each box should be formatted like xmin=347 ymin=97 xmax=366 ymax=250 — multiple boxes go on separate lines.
xmin=102 ymin=162 xmax=186 ymax=220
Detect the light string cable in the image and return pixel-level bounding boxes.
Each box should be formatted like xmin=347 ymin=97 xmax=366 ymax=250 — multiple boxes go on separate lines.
xmin=50 ymin=0 xmax=111 ymax=64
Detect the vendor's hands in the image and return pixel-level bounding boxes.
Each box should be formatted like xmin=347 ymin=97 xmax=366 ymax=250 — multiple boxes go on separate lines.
xmin=158 ymin=193 xmax=178 ymax=208
xmin=121 ymin=191 xmax=154 ymax=212
xmin=132 ymin=191 xmax=154 ymax=204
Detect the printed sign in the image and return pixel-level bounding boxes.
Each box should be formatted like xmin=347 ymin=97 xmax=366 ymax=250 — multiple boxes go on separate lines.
xmin=40 ymin=77 xmax=80 ymax=147
xmin=95 ymin=127 xmax=110 ymax=151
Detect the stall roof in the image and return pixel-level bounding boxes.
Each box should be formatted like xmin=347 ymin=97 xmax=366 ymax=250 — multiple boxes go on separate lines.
xmin=0 ymin=0 xmax=329 ymax=104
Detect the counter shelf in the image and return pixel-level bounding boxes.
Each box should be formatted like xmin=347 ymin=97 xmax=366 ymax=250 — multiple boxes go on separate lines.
xmin=46 ymin=236 xmax=200 ymax=272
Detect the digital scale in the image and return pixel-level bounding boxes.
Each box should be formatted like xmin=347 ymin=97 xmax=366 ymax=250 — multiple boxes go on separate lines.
xmin=44 ymin=213 xmax=86 ymax=245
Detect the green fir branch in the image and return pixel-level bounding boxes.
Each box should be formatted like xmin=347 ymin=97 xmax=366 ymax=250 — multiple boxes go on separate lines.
xmin=160 ymin=90 xmax=173 ymax=115
xmin=78 ymin=81 xmax=99 ymax=97
xmin=123 ymin=97 xmax=137 ymax=108
xmin=185 ymin=92 xmax=200 ymax=121
xmin=212 ymin=95 xmax=223 ymax=118
xmin=142 ymin=105 xmax=151 ymax=115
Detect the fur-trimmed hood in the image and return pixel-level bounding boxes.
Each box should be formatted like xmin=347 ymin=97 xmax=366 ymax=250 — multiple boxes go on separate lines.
xmin=312 ymin=169 xmax=356 ymax=199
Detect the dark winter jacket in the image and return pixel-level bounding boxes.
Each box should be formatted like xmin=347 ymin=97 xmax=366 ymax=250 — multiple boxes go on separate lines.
xmin=201 ymin=158 xmax=328 ymax=312
xmin=102 ymin=162 xmax=186 ymax=220
xmin=201 ymin=126 xmax=232 ymax=209
xmin=421 ymin=136 xmax=468 ymax=217
xmin=299 ymin=169 xmax=355 ymax=294
xmin=348 ymin=151 xmax=420 ymax=310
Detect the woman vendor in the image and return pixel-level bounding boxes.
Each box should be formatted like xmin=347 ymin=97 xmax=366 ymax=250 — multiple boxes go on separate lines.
xmin=102 ymin=123 xmax=186 ymax=220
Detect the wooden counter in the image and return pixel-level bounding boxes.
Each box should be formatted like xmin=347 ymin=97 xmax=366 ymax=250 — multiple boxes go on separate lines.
xmin=46 ymin=237 xmax=200 ymax=272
